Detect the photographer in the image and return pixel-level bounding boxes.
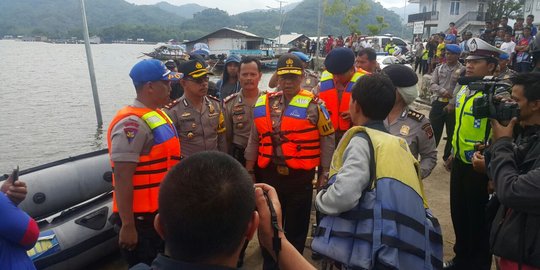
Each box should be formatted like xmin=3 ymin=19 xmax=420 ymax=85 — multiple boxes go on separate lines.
xmin=487 ymin=73 xmax=540 ymax=270
xmin=444 ymin=38 xmax=505 ymax=270
xmin=132 ymin=151 xmax=315 ymax=270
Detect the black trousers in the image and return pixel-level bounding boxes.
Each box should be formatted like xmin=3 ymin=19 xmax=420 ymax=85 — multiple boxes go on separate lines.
xmin=450 ymin=158 xmax=491 ymax=270
xmin=429 ymin=100 xmax=455 ymax=160
xmin=255 ymin=164 xmax=314 ymax=270
xmin=112 ymin=213 xmax=163 ymax=268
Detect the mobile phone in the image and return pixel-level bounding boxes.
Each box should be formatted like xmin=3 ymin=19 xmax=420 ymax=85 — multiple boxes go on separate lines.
xmin=9 ymin=166 xmax=19 ymax=183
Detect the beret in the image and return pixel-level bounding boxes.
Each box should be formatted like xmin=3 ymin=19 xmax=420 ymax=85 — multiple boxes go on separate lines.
xmin=324 ymin=47 xmax=355 ymax=74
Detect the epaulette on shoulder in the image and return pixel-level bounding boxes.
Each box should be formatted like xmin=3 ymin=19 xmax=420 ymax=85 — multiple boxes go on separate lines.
xmin=407 ymin=109 xmax=425 ymax=122
xmin=164 ymin=99 xmax=180 ymax=109
xmin=206 ymin=95 xmax=220 ymax=102
xmin=223 ymin=92 xmax=239 ymax=103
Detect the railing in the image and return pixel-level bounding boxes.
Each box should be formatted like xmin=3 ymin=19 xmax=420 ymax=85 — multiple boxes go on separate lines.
xmin=454 ymin=11 xmax=487 ymax=29
xmin=408 ymin=11 xmax=439 ymax=23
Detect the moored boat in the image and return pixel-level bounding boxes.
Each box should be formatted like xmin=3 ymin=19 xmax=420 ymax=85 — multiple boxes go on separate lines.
xmin=1 ymin=149 xmax=118 ymax=270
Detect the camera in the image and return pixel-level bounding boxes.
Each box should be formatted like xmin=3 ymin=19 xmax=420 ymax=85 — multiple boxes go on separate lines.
xmin=470 ymin=79 xmax=520 ymax=122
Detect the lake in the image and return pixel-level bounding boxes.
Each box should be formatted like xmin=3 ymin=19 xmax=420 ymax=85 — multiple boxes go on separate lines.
xmin=0 ymin=40 xmax=273 ymax=174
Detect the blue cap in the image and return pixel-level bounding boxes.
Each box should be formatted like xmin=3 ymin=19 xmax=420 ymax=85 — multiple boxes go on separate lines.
xmin=324 ymin=47 xmax=355 ymax=74
xmin=225 ymin=54 xmax=241 ymax=65
xmin=499 ymin=53 xmax=510 ymax=60
xmin=291 ymin=51 xmax=311 ymax=62
xmin=445 ymin=44 xmax=462 ymax=54
xmin=129 ymin=59 xmax=183 ymax=87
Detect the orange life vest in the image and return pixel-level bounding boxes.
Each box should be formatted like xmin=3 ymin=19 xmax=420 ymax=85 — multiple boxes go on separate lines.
xmin=107 ymin=106 xmax=181 ymax=214
xmin=318 ymin=70 xmax=367 ymax=131
xmin=253 ymin=90 xmax=320 ymax=170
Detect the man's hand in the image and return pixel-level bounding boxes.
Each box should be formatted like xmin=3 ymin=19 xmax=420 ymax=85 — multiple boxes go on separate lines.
xmin=316 ymin=172 xmax=329 ymax=191
xmin=1 ymin=179 xmax=28 ymax=205
xmin=444 ymin=156 xmax=454 ymax=172
xmin=441 ymin=90 xmax=453 ymax=98
xmin=491 ymin=118 xmax=517 ymax=142
xmin=472 ymin=151 xmax=486 ymax=174
xmin=443 ymin=103 xmax=455 ymax=113
xmin=119 ymin=223 xmax=138 ymax=251
xmin=255 ymin=183 xmax=284 ymax=258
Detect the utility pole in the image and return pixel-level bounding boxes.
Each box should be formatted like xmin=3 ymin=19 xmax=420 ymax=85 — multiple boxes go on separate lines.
xmin=401 ymin=0 xmax=407 ymax=38
xmin=80 ymin=0 xmax=103 ymax=127
xmin=315 ymin=0 xmax=323 ymax=68
xmin=276 ymin=0 xmax=287 ymax=49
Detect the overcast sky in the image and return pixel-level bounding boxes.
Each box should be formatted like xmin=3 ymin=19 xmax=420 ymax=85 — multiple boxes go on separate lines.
xmin=125 ymin=0 xmax=410 ymax=15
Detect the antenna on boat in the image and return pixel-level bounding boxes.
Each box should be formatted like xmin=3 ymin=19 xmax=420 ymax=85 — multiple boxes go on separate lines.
xmin=80 ymin=0 xmax=103 ymax=127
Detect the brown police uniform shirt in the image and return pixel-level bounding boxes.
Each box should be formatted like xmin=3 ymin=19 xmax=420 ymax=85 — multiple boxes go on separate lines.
xmin=303 ymin=69 xmax=320 ymax=92
xmin=244 ymin=92 xmax=336 ymax=169
xmin=109 ymin=99 xmax=155 ymax=163
xmin=223 ymin=90 xmax=261 ymax=149
xmin=164 ymin=95 xmax=226 ymax=158
xmin=384 ymin=107 xmax=437 ymax=179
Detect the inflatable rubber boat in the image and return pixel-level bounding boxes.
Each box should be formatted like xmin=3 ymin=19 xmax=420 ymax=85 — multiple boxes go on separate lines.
xmin=1 ymin=149 xmax=118 ymax=270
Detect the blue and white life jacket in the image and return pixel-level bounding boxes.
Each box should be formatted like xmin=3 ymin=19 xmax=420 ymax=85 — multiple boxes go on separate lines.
xmin=312 ymin=126 xmax=443 ymax=270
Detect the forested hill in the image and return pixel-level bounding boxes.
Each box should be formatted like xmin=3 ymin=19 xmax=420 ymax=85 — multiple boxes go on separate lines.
xmin=0 ymin=0 xmax=405 ymax=42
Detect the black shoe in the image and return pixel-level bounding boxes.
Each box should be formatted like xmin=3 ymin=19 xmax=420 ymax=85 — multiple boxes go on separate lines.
xmin=443 ymin=258 xmax=457 ymax=270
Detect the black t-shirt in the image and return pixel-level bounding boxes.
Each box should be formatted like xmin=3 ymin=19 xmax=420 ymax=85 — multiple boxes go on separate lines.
xmin=131 ymin=254 xmax=238 ymax=270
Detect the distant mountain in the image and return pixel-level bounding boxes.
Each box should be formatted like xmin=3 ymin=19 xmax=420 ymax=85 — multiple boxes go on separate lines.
xmin=155 ymin=2 xmax=208 ymax=19
xmin=389 ymin=4 xmax=419 ymax=23
xmin=0 ymin=0 xmax=406 ymax=42
xmin=248 ymin=2 xmax=300 ymax=13
xmin=0 ymin=0 xmax=184 ymax=37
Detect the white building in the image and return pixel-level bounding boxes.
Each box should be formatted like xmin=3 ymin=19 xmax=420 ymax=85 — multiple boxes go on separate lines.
xmin=524 ymin=0 xmax=540 ymax=23
xmin=184 ymin=27 xmax=266 ymax=55
xmin=408 ymin=0 xmax=488 ymax=37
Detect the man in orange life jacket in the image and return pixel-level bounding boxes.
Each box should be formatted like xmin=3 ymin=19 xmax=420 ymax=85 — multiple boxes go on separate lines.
xmin=315 ymin=47 xmax=370 ymax=143
xmin=244 ymin=53 xmax=335 ymax=270
xmin=107 ymin=59 xmax=182 ymax=267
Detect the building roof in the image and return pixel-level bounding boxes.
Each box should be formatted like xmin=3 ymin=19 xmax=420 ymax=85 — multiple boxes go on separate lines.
xmin=273 ymin=33 xmax=309 ymax=45
xmin=184 ymin=27 xmax=264 ymax=45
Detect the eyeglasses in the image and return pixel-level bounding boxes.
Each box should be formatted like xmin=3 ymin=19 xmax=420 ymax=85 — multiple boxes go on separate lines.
xmin=184 ymin=76 xmax=209 ymax=84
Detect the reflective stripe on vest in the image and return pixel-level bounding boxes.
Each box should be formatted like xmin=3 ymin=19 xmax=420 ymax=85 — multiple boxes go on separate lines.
xmin=451 ymin=85 xmax=490 ymax=163
xmin=312 ymin=127 xmax=443 ymax=269
xmin=319 ymin=70 xmax=365 ymax=131
xmin=253 ymin=90 xmax=321 ymax=170
xmin=107 ymin=106 xmax=181 ymax=213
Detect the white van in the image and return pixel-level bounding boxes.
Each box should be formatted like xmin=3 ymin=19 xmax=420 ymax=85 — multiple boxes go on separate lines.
xmin=361 ymin=35 xmax=411 ymax=54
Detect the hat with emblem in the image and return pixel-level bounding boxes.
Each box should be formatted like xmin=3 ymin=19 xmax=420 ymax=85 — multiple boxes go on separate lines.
xmin=129 ymin=59 xmax=183 ymax=87
xmin=382 ymin=64 xmax=418 ymax=105
xmin=324 ymin=47 xmax=355 ymax=74
xmin=179 ymin=59 xmax=213 ymax=78
xmin=276 ymin=53 xmax=304 ymax=76
xmin=466 ymin=38 xmax=506 ymax=60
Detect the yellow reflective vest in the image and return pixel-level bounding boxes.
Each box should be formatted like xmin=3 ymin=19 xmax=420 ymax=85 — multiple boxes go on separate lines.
xmin=452 ymin=85 xmax=490 ymax=163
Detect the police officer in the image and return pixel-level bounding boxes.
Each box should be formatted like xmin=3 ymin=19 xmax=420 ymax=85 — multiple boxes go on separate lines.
xmin=165 ymin=59 xmax=226 ymax=158
xmin=495 ymin=53 xmax=517 ymax=82
xmin=444 ymin=38 xmax=505 ymax=270
xmin=223 ymin=56 xmax=264 ymax=165
xmin=244 ymin=53 xmax=335 ymax=270
xmin=268 ymin=51 xmax=319 ymax=92
xmin=429 ymin=44 xmax=465 ymax=161
xmin=316 ymin=47 xmax=369 ymax=143
xmin=383 ymin=64 xmax=437 ymax=179
xmin=107 ymin=59 xmax=182 ymax=267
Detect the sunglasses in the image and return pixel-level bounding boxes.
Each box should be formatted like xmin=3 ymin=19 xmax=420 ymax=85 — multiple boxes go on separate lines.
xmin=184 ymin=76 xmax=209 ymax=84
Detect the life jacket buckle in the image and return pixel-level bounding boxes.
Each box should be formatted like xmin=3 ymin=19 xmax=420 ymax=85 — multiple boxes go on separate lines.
xmin=276 ymin=165 xmax=289 ymax=175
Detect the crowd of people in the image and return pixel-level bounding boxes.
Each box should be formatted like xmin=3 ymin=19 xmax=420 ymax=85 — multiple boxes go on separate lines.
xmin=414 ymin=15 xmax=538 ymax=76
xmin=3 ymin=15 xmax=540 ymax=270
